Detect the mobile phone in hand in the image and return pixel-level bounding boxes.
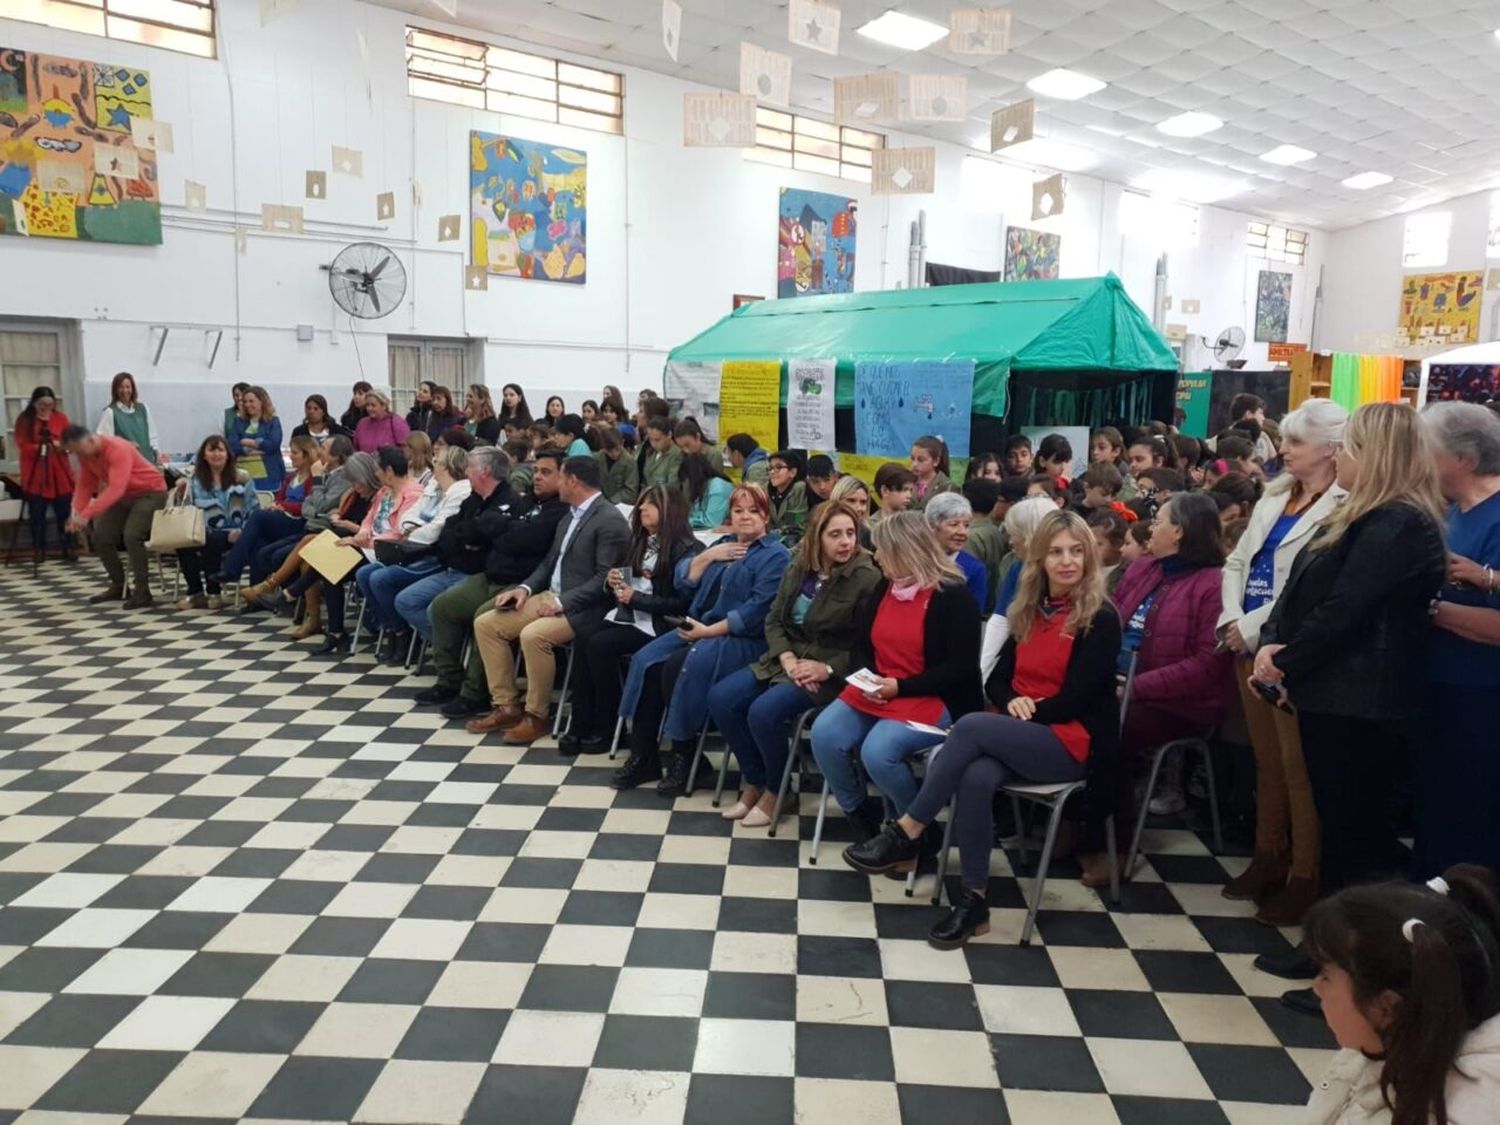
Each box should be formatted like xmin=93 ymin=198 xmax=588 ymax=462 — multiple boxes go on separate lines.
xmin=661 ymin=615 xmax=686 ymax=630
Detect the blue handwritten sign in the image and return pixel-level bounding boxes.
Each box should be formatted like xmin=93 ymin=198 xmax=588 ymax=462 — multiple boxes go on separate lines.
xmin=853 ymin=360 xmax=974 ymax=459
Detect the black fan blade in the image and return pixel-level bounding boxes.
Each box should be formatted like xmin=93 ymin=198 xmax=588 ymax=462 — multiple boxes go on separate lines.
xmin=369 ymin=285 xmax=382 ymax=314
xmin=369 ymin=256 xmax=391 ymax=280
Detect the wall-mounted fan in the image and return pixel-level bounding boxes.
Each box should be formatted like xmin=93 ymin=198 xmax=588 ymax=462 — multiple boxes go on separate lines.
xmin=1212 ymin=325 xmax=1246 ymax=364
xmin=321 ymin=242 xmax=407 ymax=319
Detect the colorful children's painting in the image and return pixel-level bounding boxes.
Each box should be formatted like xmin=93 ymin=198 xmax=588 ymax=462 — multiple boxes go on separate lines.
xmin=1003 ymin=226 xmax=1060 ymax=281
xmin=1254 ymin=270 xmax=1293 ymax=343
xmin=778 ymin=187 xmax=856 ymax=298
xmin=1398 ymin=272 xmax=1482 ymax=344
xmin=0 ymin=46 xmax=162 ymax=244
xmin=470 ymin=131 xmax=587 ymax=284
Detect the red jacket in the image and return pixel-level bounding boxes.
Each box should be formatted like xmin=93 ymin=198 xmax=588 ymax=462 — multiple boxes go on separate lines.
xmin=1113 ymin=556 xmax=1234 ymax=726
xmin=73 ymin=434 xmax=167 ymax=521
xmin=15 ymin=410 xmax=74 ymax=499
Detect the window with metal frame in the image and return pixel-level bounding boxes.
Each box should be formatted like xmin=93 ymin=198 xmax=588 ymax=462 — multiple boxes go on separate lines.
xmin=405 ymin=27 xmax=623 ymax=136
xmin=747 ymin=108 xmax=884 ymax=184
xmin=1246 ymin=220 xmax=1309 ymax=266
xmin=0 ymin=0 xmax=216 ymax=58
xmin=1401 ymin=211 xmax=1451 ymax=270
xmin=387 ymin=337 xmax=472 ymax=416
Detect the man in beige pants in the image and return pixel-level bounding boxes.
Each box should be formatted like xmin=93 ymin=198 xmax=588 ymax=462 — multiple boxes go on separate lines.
xmin=469 ymin=455 xmax=629 ymax=744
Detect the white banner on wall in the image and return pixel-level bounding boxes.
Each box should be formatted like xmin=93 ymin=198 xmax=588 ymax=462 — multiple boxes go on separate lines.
xmin=787 ymin=358 xmax=836 ymax=450
xmin=663 ymin=360 xmax=722 ymax=442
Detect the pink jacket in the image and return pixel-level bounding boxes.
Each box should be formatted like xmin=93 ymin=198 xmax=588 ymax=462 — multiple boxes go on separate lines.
xmin=350 ymin=479 xmax=424 ymax=548
xmin=1113 ymin=557 xmax=1234 ymax=725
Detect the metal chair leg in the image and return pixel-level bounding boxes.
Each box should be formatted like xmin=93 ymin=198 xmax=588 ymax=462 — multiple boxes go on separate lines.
xmin=685 ymin=720 xmax=711 ymax=799
xmin=1009 ymin=794 xmax=1030 ymax=874
xmin=608 ymin=716 xmax=625 ymax=761
xmin=552 ymin=646 xmax=574 ymax=738
xmin=1126 ymin=743 xmax=1171 ymax=880
xmin=769 ymin=711 xmax=813 ymax=839
xmin=351 ymin=598 xmax=368 ymax=653
xmin=712 ymin=728 xmax=732 ymax=807
xmin=931 ymin=795 xmax=957 ymax=907
xmin=1104 ymin=812 xmax=1121 ymax=905
xmin=1199 ymin=741 xmax=1224 ymax=853
xmin=809 ymin=777 xmax=831 ymax=864
xmin=1020 ymin=796 xmax=1070 ymax=947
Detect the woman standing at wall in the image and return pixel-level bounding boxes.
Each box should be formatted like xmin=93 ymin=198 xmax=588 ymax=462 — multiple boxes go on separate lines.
xmin=96 ymin=371 xmax=166 ymax=466
xmin=228 ymin=386 xmax=285 ymax=492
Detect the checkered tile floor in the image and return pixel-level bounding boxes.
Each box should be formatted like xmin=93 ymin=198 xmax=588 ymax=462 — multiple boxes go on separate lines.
xmin=0 ymin=559 xmax=1335 ymax=1124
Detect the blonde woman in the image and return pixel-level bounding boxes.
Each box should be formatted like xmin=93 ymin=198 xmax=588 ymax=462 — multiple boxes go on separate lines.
xmin=809 ymin=511 xmax=983 ymax=843
xmin=1216 ymin=398 xmax=1348 ymax=926
xmin=229 ymin=385 xmax=284 ymax=490
xmin=844 ymin=509 xmax=1121 ymax=947
xmin=464 ymin=384 xmax=501 ymax=444
xmin=1254 ymin=404 xmax=1446 ymax=977
xmin=403 ymin=430 xmax=433 ymax=485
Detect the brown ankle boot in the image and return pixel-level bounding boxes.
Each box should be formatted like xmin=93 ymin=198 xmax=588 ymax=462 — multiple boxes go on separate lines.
xmin=1222 ymin=851 xmax=1290 ymax=902
xmin=1255 ymin=875 xmax=1318 ymax=927
xmin=291 ymin=586 xmax=323 ymax=640
xmin=242 ymin=577 xmax=280 ymax=604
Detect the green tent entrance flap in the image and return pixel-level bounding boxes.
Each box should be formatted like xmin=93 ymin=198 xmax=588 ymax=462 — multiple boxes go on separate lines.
xmin=665 ymin=274 xmax=1178 ymax=419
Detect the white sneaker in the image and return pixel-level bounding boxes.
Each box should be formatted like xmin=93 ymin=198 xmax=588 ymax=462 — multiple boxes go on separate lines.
xmin=206 ymin=595 xmax=224 ymax=610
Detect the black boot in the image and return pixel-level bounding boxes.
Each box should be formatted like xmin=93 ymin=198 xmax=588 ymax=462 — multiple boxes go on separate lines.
xmin=843 ymin=821 xmax=921 ymax=875
xmin=384 ymin=631 xmax=412 ymax=665
xmin=611 ymin=750 xmax=661 ymax=790
xmin=886 ymin=823 xmax=944 ymax=882
xmin=315 ymin=632 xmax=351 ymax=657
xmin=929 ymin=888 xmax=991 ymax=949
xmin=1254 ymin=946 xmax=1317 ymax=980
xmin=1280 ymin=987 xmax=1322 ymax=1017
xmin=846 ymin=797 xmax=885 ymax=844
xmin=657 ymin=749 xmax=693 ymax=798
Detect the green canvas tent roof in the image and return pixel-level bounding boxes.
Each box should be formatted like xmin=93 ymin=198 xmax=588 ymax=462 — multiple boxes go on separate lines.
xmin=666 ymin=274 xmax=1177 ymax=415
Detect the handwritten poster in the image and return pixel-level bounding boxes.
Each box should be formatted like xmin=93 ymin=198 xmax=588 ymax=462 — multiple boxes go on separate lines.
xmin=787 ymin=359 xmax=836 ymax=450
xmin=663 ymin=360 xmax=721 ymax=441
xmin=854 ymin=360 xmax=974 ymax=459
xmin=838 ymin=452 xmax=897 ymax=486
xmin=718 ymin=360 xmax=782 ymax=455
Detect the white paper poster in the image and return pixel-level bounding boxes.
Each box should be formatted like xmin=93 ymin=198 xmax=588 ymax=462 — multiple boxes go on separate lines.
xmin=664 ymin=360 xmax=722 ymax=442
xmin=834 ymin=73 xmax=900 ymax=126
xmin=788 ymin=358 xmax=837 ymax=450
xmin=740 ymin=42 xmax=791 ymax=107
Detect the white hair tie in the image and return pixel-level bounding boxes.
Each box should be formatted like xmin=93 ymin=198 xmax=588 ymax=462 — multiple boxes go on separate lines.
xmin=1402 ymin=918 xmax=1424 ymax=943
xmin=1427 ymin=876 xmax=1450 ymax=896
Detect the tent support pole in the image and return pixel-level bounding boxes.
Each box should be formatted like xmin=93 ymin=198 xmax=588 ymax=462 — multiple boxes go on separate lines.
xmin=1152 ymin=253 xmax=1169 ymax=333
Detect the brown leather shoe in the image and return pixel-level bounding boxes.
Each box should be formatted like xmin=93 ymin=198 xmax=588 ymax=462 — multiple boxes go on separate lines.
xmin=502 ymin=714 xmax=551 ymax=745
xmin=1222 ymin=851 xmax=1289 ymax=902
xmin=1255 ymin=875 xmax=1318 ymax=927
xmin=466 ymin=706 xmax=524 ymax=734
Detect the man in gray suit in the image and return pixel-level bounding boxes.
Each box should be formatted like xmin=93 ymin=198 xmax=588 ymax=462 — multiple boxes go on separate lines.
xmin=469 ymin=455 xmax=629 ymax=744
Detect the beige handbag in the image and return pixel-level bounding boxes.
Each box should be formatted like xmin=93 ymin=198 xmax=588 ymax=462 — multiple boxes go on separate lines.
xmin=146 ymin=488 xmax=206 ymax=552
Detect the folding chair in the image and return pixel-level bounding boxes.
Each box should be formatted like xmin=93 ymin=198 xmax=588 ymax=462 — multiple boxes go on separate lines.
xmin=1125 ymin=730 xmax=1223 ymax=880
xmin=551 ymin=645 xmax=575 ymax=737
xmin=768 ymin=705 xmax=823 ymax=839
xmin=807 ymin=746 xmax=923 ymax=897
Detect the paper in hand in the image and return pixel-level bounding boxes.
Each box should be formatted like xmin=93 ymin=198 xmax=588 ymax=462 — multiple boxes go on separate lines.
xmin=845 ymin=668 xmax=884 ymax=693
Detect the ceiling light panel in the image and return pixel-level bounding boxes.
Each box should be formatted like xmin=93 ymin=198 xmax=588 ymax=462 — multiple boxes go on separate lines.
xmin=1343 ymin=172 xmax=1394 ymax=190
xmin=1260 ymin=144 xmax=1317 ymax=165
xmin=855 ymin=11 xmax=949 ymax=51
xmin=1025 ymin=68 xmax=1107 ymax=100
xmin=1157 ymin=111 xmax=1224 ymax=137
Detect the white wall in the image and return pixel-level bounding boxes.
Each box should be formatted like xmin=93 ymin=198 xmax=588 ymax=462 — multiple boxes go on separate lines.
xmin=3 ymin=0 xmax=1323 ymax=454
xmin=1320 ymin=189 xmax=1498 ymax=355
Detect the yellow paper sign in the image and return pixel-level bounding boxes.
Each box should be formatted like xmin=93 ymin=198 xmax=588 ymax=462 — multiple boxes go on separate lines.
xmin=839 ymin=452 xmax=902 ymax=487
xmin=718 ymin=360 xmax=781 ymax=456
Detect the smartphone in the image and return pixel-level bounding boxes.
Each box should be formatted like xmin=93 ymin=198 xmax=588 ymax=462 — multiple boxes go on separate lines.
xmin=1251 ymin=678 xmax=1291 ymax=711
xmin=662 ymin=615 xmax=686 ymax=630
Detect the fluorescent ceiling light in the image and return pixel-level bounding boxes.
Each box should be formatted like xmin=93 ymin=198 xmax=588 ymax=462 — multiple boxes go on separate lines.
xmin=1157 ymin=112 xmax=1223 ymax=138
xmin=1131 ymin=168 xmax=1250 ymax=204
xmin=1002 ymin=137 xmax=1099 ymax=173
xmin=1026 ymin=68 xmax=1106 ymax=101
xmin=1261 ymin=144 xmax=1317 ymax=166
xmin=1343 ymin=171 xmax=1393 ymax=190
xmin=856 ymin=11 xmax=949 ymax=50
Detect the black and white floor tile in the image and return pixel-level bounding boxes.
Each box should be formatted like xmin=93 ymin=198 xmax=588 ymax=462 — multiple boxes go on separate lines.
xmin=0 ymin=559 xmax=1335 ymax=1123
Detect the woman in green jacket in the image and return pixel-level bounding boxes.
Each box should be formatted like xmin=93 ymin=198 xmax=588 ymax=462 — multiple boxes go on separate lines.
xmin=909 ymin=434 xmax=958 ymax=512
xmin=641 ymin=416 xmax=683 ymax=489
xmin=595 ymin=427 xmax=639 ymax=504
xmin=707 ymin=500 xmax=881 ymax=827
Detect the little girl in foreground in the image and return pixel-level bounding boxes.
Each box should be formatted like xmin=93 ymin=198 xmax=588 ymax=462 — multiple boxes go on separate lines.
xmin=1304 ymin=864 xmax=1500 ymax=1124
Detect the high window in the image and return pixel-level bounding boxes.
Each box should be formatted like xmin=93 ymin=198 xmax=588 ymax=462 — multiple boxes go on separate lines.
xmin=0 ymin=0 xmax=216 ymax=58
xmin=1247 ymin=220 xmax=1309 ymax=265
xmin=748 ymin=109 xmax=884 ymax=183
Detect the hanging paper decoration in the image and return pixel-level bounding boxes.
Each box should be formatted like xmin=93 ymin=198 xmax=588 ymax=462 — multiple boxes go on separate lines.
xmin=834 ymin=73 xmax=900 ymax=126
xmin=949 ymin=7 xmax=1012 ymax=55
xmin=662 ymin=0 xmax=682 ymax=61
xmin=908 ymin=75 xmax=968 ymax=122
xmin=990 ymin=100 xmax=1035 ymax=152
xmin=872 ymin=147 xmax=936 ymax=195
xmin=683 ymin=92 xmax=758 ymax=147
xmin=740 ymin=42 xmax=792 ymax=107
xmin=789 ymin=0 xmax=840 ymax=55
xmin=1032 ymin=173 xmax=1065 ymax=220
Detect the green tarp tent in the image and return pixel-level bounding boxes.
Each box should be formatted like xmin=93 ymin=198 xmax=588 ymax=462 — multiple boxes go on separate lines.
xmin=665 ymin=275 xmax=1179 ymax=437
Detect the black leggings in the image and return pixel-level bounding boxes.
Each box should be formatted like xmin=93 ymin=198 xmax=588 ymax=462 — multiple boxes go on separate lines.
xmin=25 ymin=493 xmax=70 ymax=551
xmin=629 ymin=647 xmax=690 ymax=757
xmin=570 ymin=625 xmax=654 ymax=739
xmin=178 ymin=529 xmax=235 ymax=595
xmin=1299 ymin=710 xmax=1406 ymax=896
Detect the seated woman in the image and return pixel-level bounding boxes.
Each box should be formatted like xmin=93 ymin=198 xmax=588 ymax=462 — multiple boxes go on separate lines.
xmin=561 ymin=485 xmax=700 ymax=754
xmin=174 ymin=435 xmax=258 ymax=610
xmin=613 ymin=483 xmax=791 ymax=795
xmin=982 ymin=495 xmax=1063 ymax=678
xmin=672 ymin=416 xmax=720 ymax=467
xmin=555 ymin=413 xmax=594 ymax=458
xmin=281 ymin=452 xmax=379 ymax=640
xmin=1111 ymin=491 xmax=1234 ymax=861
xmin=217 ymin=434 xmax=318 ymax=590
xmin=239 ymin=437 xmax=358 ymax=607
xmin=809 ymin=512 xmax=983 ymax=843
xmin=464 ymin=384 xmax=502 ymax=444
xmin=767 ymin=449 xmax=809 ymax=542
xmin=642 ymin=415 xmax=683 ymax=489
xmin=292 ymin=446 xmax=423 ymax=655
xmin=228 ymin=385 xmax=285 ymax=492
xmin=707 ymin=501 xmax=881 ymax=828
xmin=595 ymin=426 xmax=639 ymax=504
xmin=292 ymin=394 xmax=351 ymax=446
xmin=422 ymin=386 xmax=465 ymax=442
xmin=843 ymin=510 xmax=1121 ymax=947
xmin=923 ymin=492 xmax=987 ymax=610
xmin=403 ymin=431 xmax=433 ymax=486
xmin=680 ymin=450 xmax=733 ymax=529
xmin=831 ymin=475 xmax=873 ymax=546
xmin=357 ymin=443 xmax=473 ymax=662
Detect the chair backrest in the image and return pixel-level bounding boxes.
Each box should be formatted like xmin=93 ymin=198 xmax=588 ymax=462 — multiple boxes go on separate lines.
xmin=1117 ymin=651 xmax=1139 ymax=732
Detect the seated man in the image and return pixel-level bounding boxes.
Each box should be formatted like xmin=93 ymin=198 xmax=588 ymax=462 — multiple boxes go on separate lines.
xmin=62 ymin=424 xmax=168 ymax=608
xmin=422 ymin=448 xmax=568 ymax=718
xmin=468 ymin=455 xmax=629 ymax=744
xmin=395 ymin=445 xmax=519 ymax=646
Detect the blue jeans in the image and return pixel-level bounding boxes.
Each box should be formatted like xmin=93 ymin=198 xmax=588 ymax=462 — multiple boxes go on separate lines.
xmin=810 ymin=698 xmax=949 ymax=815
xmin=395 ymin=567 xmax=470 ymax=640
xmin=220 ymin=509 xmax=304 ymax=582
xmin=356 ymin=558 xmax=441 ymax=632
xmin=707 ymin=667 xmax=820 ymax=789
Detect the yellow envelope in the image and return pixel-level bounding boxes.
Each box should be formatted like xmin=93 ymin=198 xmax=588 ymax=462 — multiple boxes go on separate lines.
xmin=301 ymin=529 xmax=362 ymax=584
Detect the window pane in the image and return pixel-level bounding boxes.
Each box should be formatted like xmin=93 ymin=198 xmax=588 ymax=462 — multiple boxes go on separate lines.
xmin=0 ymin=332 xmax=61 ymax=364
xmin=794 ymin=133 xmax=839 ymax=159
xmin=842 ymin=163 xmax=872 ymax=184
xmin=755 ymin=125 xmax=792 ymax=150
xmin=557 ymin=107 xmax=621 ymax=134
xmin=410 ymin=76 xmax=484 ymax=108
xmin=757 ymin=108 xmax=793 ymax=130
xmin=841 ymin=126 xmax=882 ymax=149
xmin=840 ymin=145 xmax=873 ymax=168
xmin=106 ymin=14 xmax=214 ymax=55
xmin=747 ymin=147 xmax=793 ymax=169
xmin=108 ymin=0 xmax=212 ymax=31
xmin=561 ymin=85 xmax=620 ymax=115
xmin=558 ymin=62 xmax=619 ymax=93
xmin=487 ymin=46 xmax=555 ymax=78
xmin=409 ymin=28 xmax=484 ymax=59
xmin=1 ymin=0 xmax=105 ymax=35
xmin=487 ymin=69 xmax=556 ymax=101
xmin=408 ymin=52 xmax=485 ymax=86
xmin=794 ymin=152 xmax=841 ymax=178
xmin=487 ymin=91 xmax=558 ymax=121
xmin=796 ymin=116 xmax=839 ymax=142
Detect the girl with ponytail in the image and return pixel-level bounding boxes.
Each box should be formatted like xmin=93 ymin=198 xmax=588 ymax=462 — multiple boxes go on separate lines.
xmin=1304 ymin=865 xmax=1500 ymax=1124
